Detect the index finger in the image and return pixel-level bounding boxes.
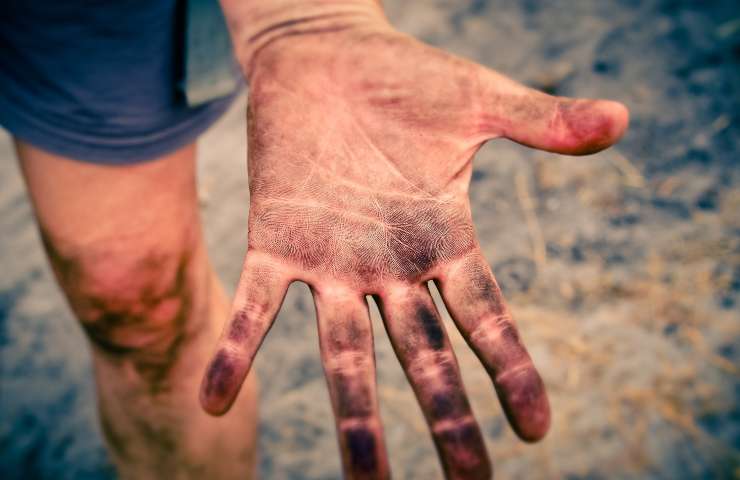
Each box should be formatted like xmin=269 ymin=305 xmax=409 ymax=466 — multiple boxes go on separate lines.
xmin=436 ymin=252 xmax=550 ymax=442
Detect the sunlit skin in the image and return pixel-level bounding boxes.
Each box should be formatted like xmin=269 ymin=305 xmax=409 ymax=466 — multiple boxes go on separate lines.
xmin=17 ymin=142 xmax=261 ymax=480
xmin=202 ymin=2 xmax=629 ymax=479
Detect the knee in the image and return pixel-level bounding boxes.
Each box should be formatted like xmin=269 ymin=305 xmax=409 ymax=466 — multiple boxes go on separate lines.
xmin=40 ymin=229 xmax=203 ymax=374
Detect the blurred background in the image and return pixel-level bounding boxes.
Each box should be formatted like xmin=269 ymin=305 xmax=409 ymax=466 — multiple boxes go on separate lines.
xmin=1 ymin=0 xmax=738 ymax=478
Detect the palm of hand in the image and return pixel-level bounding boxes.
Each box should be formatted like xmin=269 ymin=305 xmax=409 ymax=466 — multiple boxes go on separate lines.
xmin=247 ymin=31 xmax=486 ymax=285
xmin=202 ymin=27 xmax=628 ymax=480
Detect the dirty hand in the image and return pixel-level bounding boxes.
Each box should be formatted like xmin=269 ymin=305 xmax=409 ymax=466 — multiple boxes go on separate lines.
xmin=201 ymin=2 xmax=629 ymax=478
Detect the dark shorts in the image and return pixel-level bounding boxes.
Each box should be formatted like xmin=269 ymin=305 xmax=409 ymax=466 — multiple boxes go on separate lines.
xmin=0 ymin=0 xmax=243 ymax=164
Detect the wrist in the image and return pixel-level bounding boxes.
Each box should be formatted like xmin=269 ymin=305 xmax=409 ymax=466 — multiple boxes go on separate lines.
xmin=219 ymin=0 xmax=389 ymax=79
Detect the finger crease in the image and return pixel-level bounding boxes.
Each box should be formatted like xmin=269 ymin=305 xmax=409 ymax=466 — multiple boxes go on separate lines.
xmin=431 ymin=415 xmax=476 ymax=434
xmin=496 ymin=361 xmax=533 ymax=382
xmin=469 ymin=314 xmax=512 ymax=343
xmin=408 ymin=349 xmax=455 ymax=372
xmin=324 ymin=350 xmax=371 ymax=372
xmin=339 ymin=417 xmax=380 ymax=431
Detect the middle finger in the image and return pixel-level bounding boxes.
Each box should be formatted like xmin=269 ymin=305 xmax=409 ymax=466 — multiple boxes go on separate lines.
xmin=376 ymin=283 xmax=491 ymax=480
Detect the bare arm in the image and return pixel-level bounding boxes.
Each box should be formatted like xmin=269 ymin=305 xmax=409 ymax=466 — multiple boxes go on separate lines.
xmin=202 ymin=1 xmax=629 ymax=478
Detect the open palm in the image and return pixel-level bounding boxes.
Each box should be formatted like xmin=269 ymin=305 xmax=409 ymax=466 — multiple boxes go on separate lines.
xmin=200 ymin=25 xmax=628 ymax=480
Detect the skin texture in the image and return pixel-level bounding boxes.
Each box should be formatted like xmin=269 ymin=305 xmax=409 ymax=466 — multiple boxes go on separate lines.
xmin=16 ymin=142 xmax=259 ymax=479
xmin=202 ymin=5 xmax=629 ymax=480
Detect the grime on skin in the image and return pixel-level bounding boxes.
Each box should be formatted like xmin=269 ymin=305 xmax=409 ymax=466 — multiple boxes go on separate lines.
xmin=201 ymin=4 xmax=628 ymax=478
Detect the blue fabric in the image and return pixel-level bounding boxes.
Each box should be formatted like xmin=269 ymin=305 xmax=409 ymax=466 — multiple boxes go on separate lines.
xmin=0 ymin=0 xmax=242 ymax=164
xmin=185 ymin=0 xmax=242 ymax=106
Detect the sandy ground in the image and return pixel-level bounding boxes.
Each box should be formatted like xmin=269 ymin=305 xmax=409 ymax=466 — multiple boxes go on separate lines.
xmin=1 ymin=1 xmax=739 ymax=479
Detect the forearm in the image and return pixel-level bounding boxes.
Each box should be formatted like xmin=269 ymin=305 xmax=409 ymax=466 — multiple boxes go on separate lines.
xmin=218 ymin=0 xmax=387 ymax=77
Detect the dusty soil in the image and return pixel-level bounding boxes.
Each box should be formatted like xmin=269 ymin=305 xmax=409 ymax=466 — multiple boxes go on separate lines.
xmin=1 ymin=1 xmax=738 ymax=478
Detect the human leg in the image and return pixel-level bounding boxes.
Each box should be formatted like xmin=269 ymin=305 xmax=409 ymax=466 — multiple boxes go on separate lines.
xmin=16 ymin=140 xmax=257 ymax=479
